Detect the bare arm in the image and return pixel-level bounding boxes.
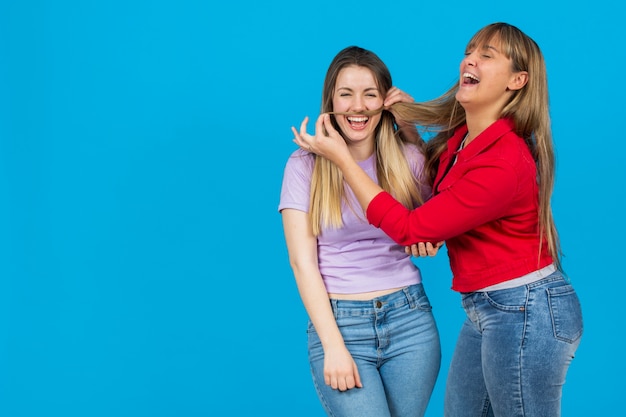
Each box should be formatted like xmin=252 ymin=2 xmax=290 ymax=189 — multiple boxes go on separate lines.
xmin=281 ymin=208 xmax=362 ymax=391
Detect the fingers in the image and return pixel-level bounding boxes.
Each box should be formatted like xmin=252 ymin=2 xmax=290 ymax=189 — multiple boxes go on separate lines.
xmin=299 ymin=116 xmax=309 ymax=136
xmin=407 ymin=243 xmax=426 ymax=257
xmin=292 ymin=113 xmax=341 ymax=154
xmin=291 ymin=126 xmax=299 ymax=143
xmin=321 ymin=113 xmax=338 ymax=136
xmin=429 ymin=241 xmax=445 ymax=256
xmin=384 ymin=86 xmax=414 ymax=107
xmin=292 ymin=117 xmax=310 ymax=150
xmin=353 ymin=363 xmax=363 ymax=388
xmin=409 ymin=241 xmax=444 ymax=257
xmin=314 ymin=113 xmax=326 ymax=138
xmin=327 ymin=375 xmax=357 ymax=391
xmin=324 ymin=365 xmax=361 ymax=391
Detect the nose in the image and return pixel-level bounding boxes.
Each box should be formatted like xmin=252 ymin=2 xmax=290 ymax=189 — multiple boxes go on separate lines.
xmin=352 ymin=93 xmax=366 ymax=110
xmin=463 ymin=52 xmax=476 ymax=67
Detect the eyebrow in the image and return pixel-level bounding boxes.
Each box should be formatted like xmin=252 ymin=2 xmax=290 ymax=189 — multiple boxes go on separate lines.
xmin=336 ymin=86 xmax=380 ymax=92
xmin=482 ymin=44 xmax=500 ymax=53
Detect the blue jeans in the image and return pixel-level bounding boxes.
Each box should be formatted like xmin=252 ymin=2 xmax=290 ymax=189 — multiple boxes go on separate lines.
xmin=444 ymin=272 xmax=583 ymax=417
xmin=308 ymin=284 xmax=441 ymax=417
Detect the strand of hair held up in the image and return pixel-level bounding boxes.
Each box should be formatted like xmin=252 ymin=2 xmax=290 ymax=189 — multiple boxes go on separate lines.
xmin=328 ymin=107 xmax=386 ymax=117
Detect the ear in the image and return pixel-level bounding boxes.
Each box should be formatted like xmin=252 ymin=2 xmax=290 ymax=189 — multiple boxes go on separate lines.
xmin=507 ymin=71 xmax=528 ymax=91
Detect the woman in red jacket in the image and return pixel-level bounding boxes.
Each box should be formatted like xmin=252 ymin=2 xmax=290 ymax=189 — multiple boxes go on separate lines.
xmin=293 ymin=22 xmax=582 ymax=417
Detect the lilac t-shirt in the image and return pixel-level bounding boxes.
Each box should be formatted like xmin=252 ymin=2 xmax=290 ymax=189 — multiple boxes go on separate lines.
xmin=278 ymin=144 xmax=431 ymax=294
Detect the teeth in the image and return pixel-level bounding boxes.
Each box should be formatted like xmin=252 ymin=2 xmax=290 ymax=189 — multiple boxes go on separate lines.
xmin=463 ymin=72 xmax=479 ymax=81
xmin=347 ymin=116 xmax=368 ymax=122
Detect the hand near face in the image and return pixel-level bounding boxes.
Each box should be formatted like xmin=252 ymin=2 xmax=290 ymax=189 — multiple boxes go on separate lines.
xmin=384 ymin=87 xmax=421 ymax=144
xmin=384 ymin=86 xmax=414 ymax=108
xmin=384 ymin=86 xmax=415 ymax=123
xmin=292 ymin=114 xmax=351 ymax=165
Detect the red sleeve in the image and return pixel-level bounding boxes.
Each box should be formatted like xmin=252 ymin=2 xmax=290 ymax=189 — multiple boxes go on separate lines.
xmin=366 ymin=160 xmax=519 ymax=245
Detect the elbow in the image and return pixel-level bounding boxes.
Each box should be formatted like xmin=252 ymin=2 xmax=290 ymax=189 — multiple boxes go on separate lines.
xmin=289 ymin=255 xmax=317 ymax=277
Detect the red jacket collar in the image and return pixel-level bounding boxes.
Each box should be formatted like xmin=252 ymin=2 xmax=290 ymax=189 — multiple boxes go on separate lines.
xmin=434 ymin=118 xmax=517 ymax=194
xmin=447 ymin=118 xmax=516 ymax=161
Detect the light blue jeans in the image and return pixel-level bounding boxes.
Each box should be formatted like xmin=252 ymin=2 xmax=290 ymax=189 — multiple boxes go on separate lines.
xmin=444 ymin=272 xmax=583 ymax=417
xmin=308 ymin=284 xmax=441 ymax=417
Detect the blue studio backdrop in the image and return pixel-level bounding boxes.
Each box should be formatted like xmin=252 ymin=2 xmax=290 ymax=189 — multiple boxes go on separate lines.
xmin=2 ymin=1 xmax=624 ymax=416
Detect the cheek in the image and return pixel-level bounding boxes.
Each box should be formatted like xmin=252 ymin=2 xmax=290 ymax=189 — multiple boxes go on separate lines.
xmin=369 ymin=97 xmax=384 ymax=109
xmin=370 ymin=112 xmax=382 ymax=126
xmin=332 ymin=98 xmax=349 ymax=112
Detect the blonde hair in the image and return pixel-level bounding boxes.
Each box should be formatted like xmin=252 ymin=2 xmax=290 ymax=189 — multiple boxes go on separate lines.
xmin=309 ymin=46 xmax=426 ymax=236
xmin=391 ymin=23 xmax=561 ymax=269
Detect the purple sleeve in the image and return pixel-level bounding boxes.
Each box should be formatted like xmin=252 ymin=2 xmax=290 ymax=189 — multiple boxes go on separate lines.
xmin=278 ymin=149 xmax=315 ymax=213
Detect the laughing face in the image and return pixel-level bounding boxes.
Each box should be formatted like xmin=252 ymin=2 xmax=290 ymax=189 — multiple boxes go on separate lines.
xmin=332 ymin=65 xmax=384 ymax=146
xmin=456 ymin=36 xmax=526 ymax=117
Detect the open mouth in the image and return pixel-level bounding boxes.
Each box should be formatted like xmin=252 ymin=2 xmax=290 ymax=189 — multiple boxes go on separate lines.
xmin=347 ymin=115 xmax=369 ymax=129
xmin=462 ymin=72 xmax=480 ymax=85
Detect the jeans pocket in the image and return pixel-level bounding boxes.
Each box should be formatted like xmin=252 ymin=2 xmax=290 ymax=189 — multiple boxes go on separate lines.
xmin=547 ymin=285 xmax=583 ymax=343
xmin=413 ymin=293 xmax=433 ymax=312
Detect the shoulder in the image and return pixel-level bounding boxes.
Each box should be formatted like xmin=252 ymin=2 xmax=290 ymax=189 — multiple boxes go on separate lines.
xmin=402 ymin=142 xmax=426 ymax=159
xmin=493 ymin=131 xmax=535 ymax=169
xmin=280 ymin=149 xmax=315 ymax=211
xmin=284 ymin=148 xmax=316 ymax=173
xmin=401 ymin=142 xmax=427 ymax=169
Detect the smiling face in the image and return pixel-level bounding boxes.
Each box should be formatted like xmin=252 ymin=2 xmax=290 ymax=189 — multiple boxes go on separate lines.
xmin=456 ymin=35 xmax=528 ymax=120
xmin=331 ymin=65 xmax=384 ymax=146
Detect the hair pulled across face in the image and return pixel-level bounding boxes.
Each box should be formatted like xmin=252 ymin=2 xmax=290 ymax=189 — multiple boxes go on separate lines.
xmin=321 ymin=46 xmax=394 ymax=134
xmin=308 ymin=46 xmax=425 ymax=236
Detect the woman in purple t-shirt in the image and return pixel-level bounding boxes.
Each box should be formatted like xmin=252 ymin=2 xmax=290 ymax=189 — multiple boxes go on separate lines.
xmin=279 ymin=46 xmax=442 ymax=417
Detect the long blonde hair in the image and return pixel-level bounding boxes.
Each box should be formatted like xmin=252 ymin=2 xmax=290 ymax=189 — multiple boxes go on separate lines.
xmin=310 ymin=46 xmax=426 ymax=236
xmin=392 ymin=23 xmax=561 ymax=269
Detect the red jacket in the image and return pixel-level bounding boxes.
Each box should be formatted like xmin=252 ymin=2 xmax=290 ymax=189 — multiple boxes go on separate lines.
xmin=367 ymin=118 xmax=553 ymax=292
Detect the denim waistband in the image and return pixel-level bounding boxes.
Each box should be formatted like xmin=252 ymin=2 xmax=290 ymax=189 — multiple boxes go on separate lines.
xmin=329 ymin=284 xmax=424 ymax=315
xmin=525 ymin=269 xmax=568 ymax=289
xmin=478 ymin=264 xmax=557 ymax=292
xmin=463 ymin=269 xmax=566 ymax=296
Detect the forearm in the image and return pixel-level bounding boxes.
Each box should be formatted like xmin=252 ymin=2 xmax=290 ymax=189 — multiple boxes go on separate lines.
xmin=282 ymin=209 xmax=345 ymax=350
xmin=292 ymin=114 xmax=385 ymax=213
xmin=367 ymin=162 xmax=520 ymax=245
xmin=294 ymin=269 xmax=344 ymax=349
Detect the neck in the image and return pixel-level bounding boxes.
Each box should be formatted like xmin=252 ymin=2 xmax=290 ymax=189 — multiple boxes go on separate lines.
xmin=464 ymin=112 xmax=499 ymax=145
xmin=462 ymin=96 xmax=511 ymax=144
xmin=348 ymin=139 xmax=375 ymax=162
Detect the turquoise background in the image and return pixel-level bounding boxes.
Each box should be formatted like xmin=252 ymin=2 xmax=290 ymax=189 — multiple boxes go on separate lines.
xmin=2 ymin=0 xmax=623 ymax=416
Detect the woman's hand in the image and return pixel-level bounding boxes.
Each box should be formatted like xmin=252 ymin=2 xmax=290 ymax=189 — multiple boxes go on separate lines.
xmin=384 ymin=86 xmax=414 ymax=109
xmin=323 ymin=344 xmax=363 ymax=391
xmin=384 ymin=87 xmax=421 ymax=145
xmin=405 ymin=241 xmax=445 ymax=257
xmin=292 ymin=114 xmax=350 ymax=166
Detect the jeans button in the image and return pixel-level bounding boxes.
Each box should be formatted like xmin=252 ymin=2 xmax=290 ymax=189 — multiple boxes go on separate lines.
xmin=375 ymin=300 xmax=382 ymax=308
